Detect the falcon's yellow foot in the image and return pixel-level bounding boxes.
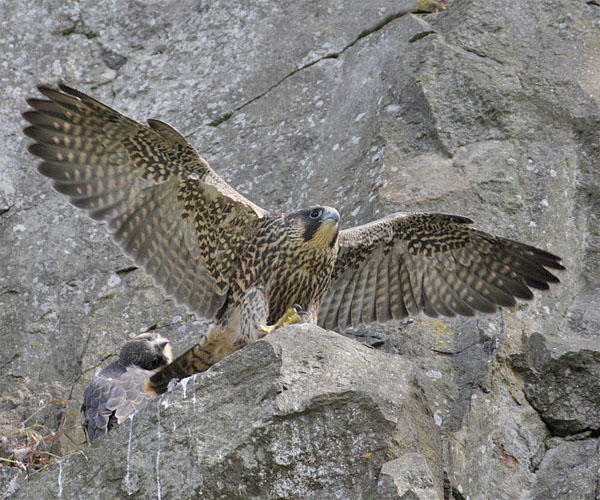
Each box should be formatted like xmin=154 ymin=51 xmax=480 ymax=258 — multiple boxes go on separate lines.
xmin=259 ymin=306 xmax=303 ymax=336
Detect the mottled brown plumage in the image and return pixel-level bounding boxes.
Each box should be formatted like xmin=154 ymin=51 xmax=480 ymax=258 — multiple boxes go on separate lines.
xmin=81 ymin=333 xmax=172 ymax=441
xmin=24 ymin=85 xmax=564 ymax=391
xmin=319 ymin=212 xmax=563 ymax=330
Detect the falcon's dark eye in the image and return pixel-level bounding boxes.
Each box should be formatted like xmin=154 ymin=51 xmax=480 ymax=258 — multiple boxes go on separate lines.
xmin=150 ymin=355 xmax=163 ymax=370
xmin=309 ymin=208 xmax=322 ymax=219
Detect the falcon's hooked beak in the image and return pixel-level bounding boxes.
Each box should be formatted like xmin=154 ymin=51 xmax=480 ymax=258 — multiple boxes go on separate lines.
xmin=321 ymin=208 xmax=340 ymax=225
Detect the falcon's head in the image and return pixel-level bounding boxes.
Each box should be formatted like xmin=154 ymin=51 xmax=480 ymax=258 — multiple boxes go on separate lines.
xmin=119 ymin=333 xmax=173 ymax=370
xmin=287 ymin=206 xmax=340 ymax=250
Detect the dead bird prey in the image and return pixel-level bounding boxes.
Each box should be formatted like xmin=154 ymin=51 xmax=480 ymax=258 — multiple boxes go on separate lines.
xmin=23 ymin=85 xmax=564 ymax=393
xmin=81 ymin=333 xmax=172 ymax=441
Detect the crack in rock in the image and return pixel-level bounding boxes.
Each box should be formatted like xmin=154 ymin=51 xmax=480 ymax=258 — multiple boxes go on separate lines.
xmin=461 ymin=45 xmax=505 ymax=65
xmin=208 ymin=10 xmax=410 ymax=128
xmin=59 ymin=16 xmax=98 ymax=39
xmin=115 ymin=266 xmax=138 ymax=275
xmin=409 ymin=30 xmax=437 ymax=43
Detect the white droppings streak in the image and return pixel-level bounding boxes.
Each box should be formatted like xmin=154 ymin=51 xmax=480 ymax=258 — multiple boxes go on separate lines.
xmin=58 ymin=460 xmax=64 ymax=499
xmin=191 ymin=376 xmax=197 ymax=409
xmin=156 ymin=401 xmax=163 ymax=500
xmin=180 ymin=377 xmax=189 ymax=399
xmin=125 ymin=414 xmax=135 ymax=495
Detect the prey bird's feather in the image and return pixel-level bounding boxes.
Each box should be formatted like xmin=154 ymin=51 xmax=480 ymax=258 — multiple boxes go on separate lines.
xmin=81 ymin=333 xmax=172 ymax=441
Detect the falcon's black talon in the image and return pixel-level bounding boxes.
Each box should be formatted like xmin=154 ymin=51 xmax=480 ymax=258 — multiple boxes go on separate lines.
xmin=291 ymin=303 xmax=310 ymax=321
xmin=298 ymin=311 xmax=311 ymax=323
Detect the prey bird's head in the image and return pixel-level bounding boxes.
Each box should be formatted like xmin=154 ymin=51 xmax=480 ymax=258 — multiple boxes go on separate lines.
xmin=119 ymin=332 xmax=173 ymax=370
xmin=286 ymin=206 xmax=340 ymax=250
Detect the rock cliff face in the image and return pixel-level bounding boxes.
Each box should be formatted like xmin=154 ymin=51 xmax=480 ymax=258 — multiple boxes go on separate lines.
xmin=1 ymin=0 xmax=599 ymax=498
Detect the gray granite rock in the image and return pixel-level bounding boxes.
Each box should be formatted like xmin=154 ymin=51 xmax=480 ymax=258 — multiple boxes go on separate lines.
xmin=533 ymin=436 xmax=600 ymax=500
xmin=378 ymin=454 xmax=440 ymax=500
xmin=512 ymin=333 xmax=600 ymax=436
xmin=10 ymin=326 xmax=438 ymax=500
xmin=1 ymin=0 xmax=599 ymax=498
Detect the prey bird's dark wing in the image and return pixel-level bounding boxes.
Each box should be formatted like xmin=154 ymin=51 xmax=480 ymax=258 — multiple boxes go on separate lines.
xmin=81 ymin=364 xmax=155 ymax=442
xmin=318 ymin=213 xmax=564 ymax=330
xmin=23 ymin=85 xmax=269 ymax=320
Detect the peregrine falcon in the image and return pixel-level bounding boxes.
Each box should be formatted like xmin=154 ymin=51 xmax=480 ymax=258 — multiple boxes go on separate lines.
xmin=23 ymin=85 xmax=564 ymax=391
xmin=81 ymin=332 xmax=173 ymax=442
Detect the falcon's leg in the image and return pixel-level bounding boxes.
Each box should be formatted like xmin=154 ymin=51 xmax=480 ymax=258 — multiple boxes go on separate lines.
xmin=238 ymin=287 xmax=302 ymax=340
xmin=146 ymin=321 xmax=243 ymax=395
xmin=146 ymin=290 xmax=304 ymax=395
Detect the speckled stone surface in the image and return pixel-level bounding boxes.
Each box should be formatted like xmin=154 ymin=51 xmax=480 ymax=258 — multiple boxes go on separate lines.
xmin=2 ymin=0 xmax=599 ymax=498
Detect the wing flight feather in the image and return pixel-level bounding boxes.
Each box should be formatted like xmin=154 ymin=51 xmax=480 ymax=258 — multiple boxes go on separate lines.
xmin=318 ymin=213 xmax=564 ymax=330
xmin=24 ymin=85 xmax=270 ymax=320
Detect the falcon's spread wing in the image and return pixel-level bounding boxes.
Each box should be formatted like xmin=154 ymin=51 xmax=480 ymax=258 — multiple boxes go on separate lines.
xmin=318 ymin=213 xmax=564 ymax=330
xmin=23 ymin=85 xmax=268 ymax=320
xmin=81 ymin=363 xmax=155 ymax=442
